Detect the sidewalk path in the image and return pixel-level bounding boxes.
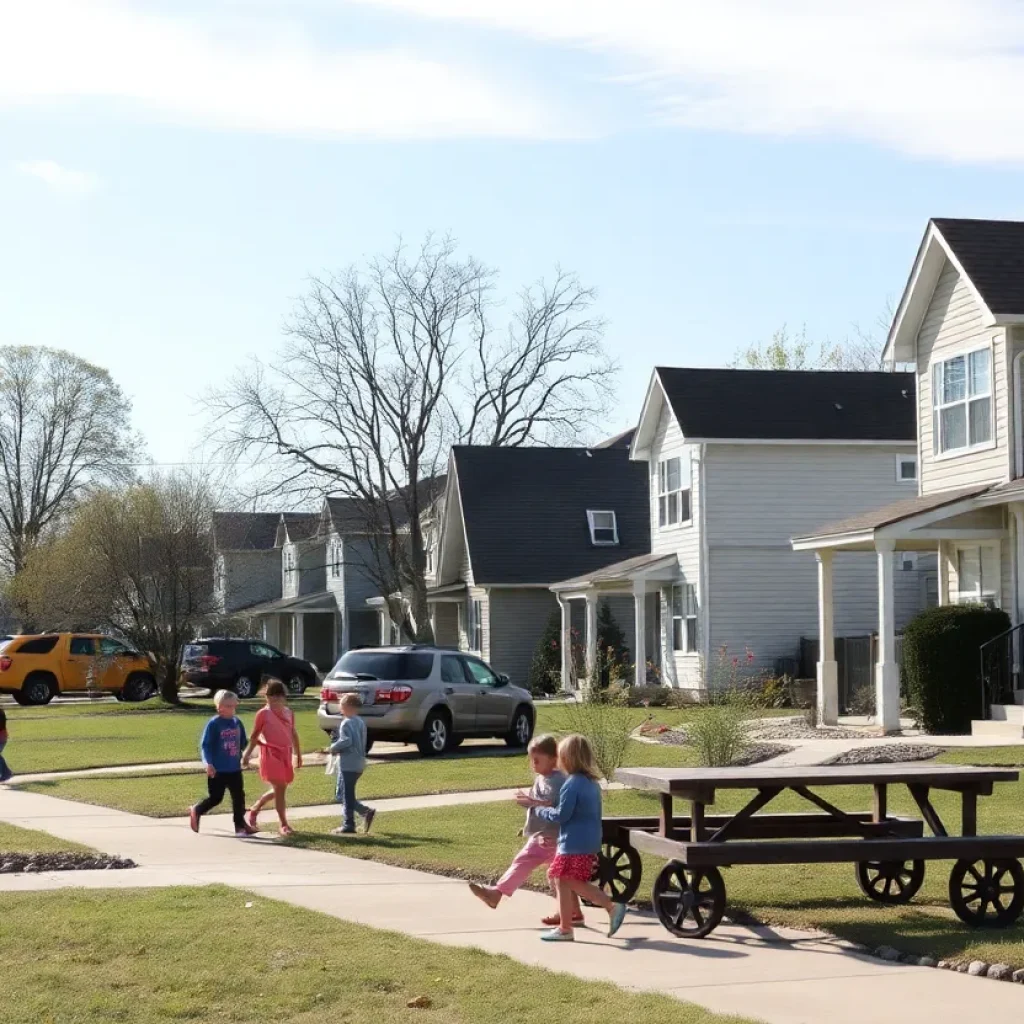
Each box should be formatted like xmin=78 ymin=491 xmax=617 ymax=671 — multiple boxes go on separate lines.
xmin=1 ymin=787 xmax=1021 ymax=1024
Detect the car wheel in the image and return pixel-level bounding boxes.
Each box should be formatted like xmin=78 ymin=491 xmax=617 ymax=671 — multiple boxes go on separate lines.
xmin=11 ymin=692 xmax=29 ymax=706
xmin=365 ymin=738 xmax=375 ymax=755
xmin=122 ymin=673 xmax=156 ymax=703
xmin=234 ymin=675 xmax=258 ymax=699
xmin=505 ymin=706 xmax=534 ymax=748
xmin=21 ymin=674 xmax=56 ymax=707
xmin=287 ymin=674 xmax=306 ymax=696
xmin=417 ymin=711 xmax=450 ymax=756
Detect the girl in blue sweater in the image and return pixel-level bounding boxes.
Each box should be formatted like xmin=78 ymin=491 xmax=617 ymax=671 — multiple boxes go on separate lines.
xmin=516 ymin=733 xmax=627 ymax=942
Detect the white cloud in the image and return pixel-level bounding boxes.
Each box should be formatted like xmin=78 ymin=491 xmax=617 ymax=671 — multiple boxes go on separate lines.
xmin=345 ymin=0 xmax=1024 ymax=163
xmin=15 ymin=159 xmax=99 ymax=194
xmin=0 ymin=0 xmax=554 ymax=139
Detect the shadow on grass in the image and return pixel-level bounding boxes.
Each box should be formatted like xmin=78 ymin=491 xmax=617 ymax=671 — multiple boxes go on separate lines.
xmin=286 ymin=831 xmax=455 ymax=853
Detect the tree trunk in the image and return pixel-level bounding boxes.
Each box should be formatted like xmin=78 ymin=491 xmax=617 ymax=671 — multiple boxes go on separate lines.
xmin=158 ymin=659 xmax=181 ymax=705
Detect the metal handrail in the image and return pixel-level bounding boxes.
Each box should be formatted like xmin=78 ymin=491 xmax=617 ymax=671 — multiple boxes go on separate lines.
xmin=979 ymin=623 xmax=1024 ymax=719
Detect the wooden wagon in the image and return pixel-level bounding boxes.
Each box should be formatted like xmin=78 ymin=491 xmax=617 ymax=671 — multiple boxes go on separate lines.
xmin=588 ymin=764 xmax=1024 ymax=939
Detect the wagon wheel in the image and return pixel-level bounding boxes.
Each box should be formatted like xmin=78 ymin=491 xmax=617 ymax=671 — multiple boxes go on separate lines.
xmin=590 ymin=841 xmax=643 ymax=903
xmin=856 ymin=860 xmax=925 ymax=905
xmin=949 ymin=859 xmax=1024 ymax=928
xmin=652 ymin=862 xmax=726 ymax=939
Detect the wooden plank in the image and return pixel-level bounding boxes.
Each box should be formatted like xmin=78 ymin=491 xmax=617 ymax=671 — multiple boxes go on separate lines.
xmin=962 ymin=790 xmax=978 ymax=837
xmin=603 ymin=813 xmax=924 ymax=842
xmin=659 ymin=794 xmax=674 ymax=838
xmin=628 ymin=830 xmax=1024 ymax=867
xmin=690 ymin=800 xmax=705 ymax=842
xmin=873 ymin=784 xmax=887 ymax=824
xmin=908 ymin=785 xmax=948 ymax=838
xmin=614 ymin=763 xmax=1019 ymax=794
xmin=708 ymin=787 xmax=781 ymax=843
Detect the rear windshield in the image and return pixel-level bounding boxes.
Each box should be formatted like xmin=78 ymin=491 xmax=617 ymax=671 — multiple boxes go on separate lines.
xmin=182 ymin=644 xmax=208 ymax=660
xmin=16 ymin=635 xmax=59 ymax=655
xmin=330 ymin=651 xmax=433 ymax=681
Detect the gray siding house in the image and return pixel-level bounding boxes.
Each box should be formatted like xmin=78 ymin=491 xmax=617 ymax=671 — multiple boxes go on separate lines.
xmin=210 ymin=513 xmax=285 ymax=615
xmin=795 ymin=218 xmax=1024 ymax=734
xmin=430 ymin=443 xmax=648 ymax=688
xmin=551 ymin=368 xmax=935 ymax=695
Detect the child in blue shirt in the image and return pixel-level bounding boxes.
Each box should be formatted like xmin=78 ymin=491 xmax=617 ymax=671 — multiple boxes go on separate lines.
xmin=189 ymin=690 xmax=254 ymax=837
xmin=516 ymin=733 xmax=627 ymax=942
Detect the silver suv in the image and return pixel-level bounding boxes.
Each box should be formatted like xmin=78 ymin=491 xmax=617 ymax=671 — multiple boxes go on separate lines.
xmin=317 ymin=645 xmax=535 ymax=756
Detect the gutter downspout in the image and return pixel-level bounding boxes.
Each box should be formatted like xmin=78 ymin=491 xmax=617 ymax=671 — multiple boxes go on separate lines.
xmin=698 ymin=443 xmax=711 ymax=690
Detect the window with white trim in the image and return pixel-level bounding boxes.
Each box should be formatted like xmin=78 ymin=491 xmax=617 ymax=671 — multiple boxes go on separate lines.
xmin=470 ymin=599 xmax=483 ymax=652
xmin=671 ymin=583 xmax=698 ymax=653
xmin=587 ymin=510 xmax=619 ymax=546
xmin=330 ymin=540 xmax=342 ymax=578
xmin=896 ymin=454 xmax=917 ymax=483
xmin=658 ymin=456 xmax=691 ymax=528
xmin=953 ymin=543 xmax=1000 ymax=608
xmin=932 ymin=347 xmax=992 ymax=455
xmin=899 ymin=552 xmax=918 ymax=572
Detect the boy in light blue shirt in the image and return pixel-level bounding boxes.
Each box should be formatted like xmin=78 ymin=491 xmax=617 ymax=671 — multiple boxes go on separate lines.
xmin=329 ymin=693 xmax=375 ymax=835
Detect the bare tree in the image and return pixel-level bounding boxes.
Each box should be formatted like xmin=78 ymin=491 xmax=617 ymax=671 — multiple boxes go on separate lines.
xmin=211 ymin=235 xmax=617 ymax=639
xmin=12 ymin=473 xmax=214 ymax=703
xmin=0 ymin=346 xmax=138 ymax=578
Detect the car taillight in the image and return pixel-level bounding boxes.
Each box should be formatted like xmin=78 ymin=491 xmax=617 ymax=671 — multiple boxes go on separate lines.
xmin=320 ymin=687 xmax=335 ymax=702
xmin=199 ymin=655 xmax=220 ymax=670
xmin=0 ymin=656 xmax=10 ymax=672
xmin=375 ymin=685 xmax=412 ymax=704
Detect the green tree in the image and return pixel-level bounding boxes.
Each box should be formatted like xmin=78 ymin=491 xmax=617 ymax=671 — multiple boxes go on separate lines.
xmin=527 ymin=611 xmax=562 ymax=695
xmin=731 ymin=324 xmax=884 ymax=372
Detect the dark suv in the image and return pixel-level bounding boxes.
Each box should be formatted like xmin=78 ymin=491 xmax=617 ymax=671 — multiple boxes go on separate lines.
xmin=180 ymin=638 xmax=319 ymax=698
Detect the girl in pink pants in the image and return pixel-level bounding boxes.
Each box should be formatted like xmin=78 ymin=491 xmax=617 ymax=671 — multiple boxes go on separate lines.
xmin=469 ymin=735 xmax=584 ymax=927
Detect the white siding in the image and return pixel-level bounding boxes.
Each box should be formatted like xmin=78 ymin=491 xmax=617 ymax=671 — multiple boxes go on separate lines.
xmin=917 ymin=262 xmax=1009 ymax=493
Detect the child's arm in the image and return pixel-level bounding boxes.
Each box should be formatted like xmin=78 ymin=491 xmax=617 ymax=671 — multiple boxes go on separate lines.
xmin=241 ymin=717 xmax=261 ymax=768
xmin=534 ymin=778 xmax=579 ymax=824
xmin=292 ymin=720 xmax=303 ymax=769
xmin=200 ymin=720 xmax=217 ymax=777
xmin=329 ymin=720 xmax=353 ymax=754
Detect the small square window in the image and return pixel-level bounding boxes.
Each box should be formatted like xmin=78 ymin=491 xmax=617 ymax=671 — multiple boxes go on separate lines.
xmin=587 ymin=510 xmax=619 ymax=546
xmin=896 ymin=455 xmax=917 ymax=483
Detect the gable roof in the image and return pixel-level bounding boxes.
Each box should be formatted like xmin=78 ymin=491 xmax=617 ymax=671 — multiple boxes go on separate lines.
xmin=279 ymin=512 xmax=321 ymax=544
xmin=593 ymin=427 xmax=636 ymax=449
xmin=650 ymin=367 xmax=916 ymax=443
xmin=323 ymin=475 xmax=448 ymax=535
xmin=450 ymin=446 xmax=649 ymax=586
xmin=211 ymin=512 xmax=282 ymax=552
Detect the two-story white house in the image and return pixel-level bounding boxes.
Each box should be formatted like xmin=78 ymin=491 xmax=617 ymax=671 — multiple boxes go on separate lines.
xmin=795 ymin=217 xmax=1024 ymax=735
xmin=551 ymin=367 xmax=934 ymax=699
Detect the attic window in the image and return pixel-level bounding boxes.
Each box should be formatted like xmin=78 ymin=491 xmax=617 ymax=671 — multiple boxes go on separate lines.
xmin=587 ymin=510 xmax=619 ymax=546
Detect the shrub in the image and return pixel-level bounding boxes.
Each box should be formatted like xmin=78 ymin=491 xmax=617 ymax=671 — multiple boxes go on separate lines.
xmin=560 ymin=688 xmax=635 ymax=782
xmin=606 ymin=682 xmax=669 ymax=707
xmin=902 ymin=604 xmax=1011 ymax=734
xmin=686 ymin=704 xmax=749 ymax=766
xmin=526 ymin=612 xmax=562 ymax=696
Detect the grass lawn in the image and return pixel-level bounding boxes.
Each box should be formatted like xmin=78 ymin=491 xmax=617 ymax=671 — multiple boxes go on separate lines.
xmin=0 ymin=887 xmax=753 ymax=1024
xmin=931 ymin=745 xmax=1024 ymax=766
xmin=284 ymin=746 xmax=1024 ymax=970
xmin=18 ymin=739 xmax=699 ymax=816
xmin=0 ymin=821 xmax=93 ymax=854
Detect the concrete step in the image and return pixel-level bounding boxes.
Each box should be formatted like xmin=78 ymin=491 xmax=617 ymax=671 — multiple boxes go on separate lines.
xmin=971 ymin=719 xmax=1024 ymax=739
xmin=989 ymin=704 xmax=1024 ymax=724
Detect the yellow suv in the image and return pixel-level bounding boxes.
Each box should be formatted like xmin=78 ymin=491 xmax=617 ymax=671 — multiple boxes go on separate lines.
xmin=0 ymin=634 xmax=157 ymax=706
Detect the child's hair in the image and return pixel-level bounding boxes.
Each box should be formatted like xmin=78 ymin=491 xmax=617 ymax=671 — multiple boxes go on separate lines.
xmin=264 ymin=679 xmax=288 ymax=699
xmin=557 ymin=734 xmax=600 ymax=781
xmin=528 ymin=734 xmax=558 ymax=759
xmin=213 ymin=689 xmax=239 ymax=708
xmin=340 ymin=692 xmax=362 ymax=709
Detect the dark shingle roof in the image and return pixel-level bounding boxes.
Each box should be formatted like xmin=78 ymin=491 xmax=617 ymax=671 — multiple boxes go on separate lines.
xmin=593 ymin=427 xmax=636 ymax=449
xmin=280 ymin=512 xmax=321 ymax=542
xmin=933 ymin=218 xmax=1024 ymax=316
xmin=211 ymin=512 xmax=282 ymax=552
xmin=325 ymin=475 xmax=447 ymax=533
xmin=452 ymin=446 xmax=649 ymax=585
xmin=656 ymin=368 xmax=916 ymax=442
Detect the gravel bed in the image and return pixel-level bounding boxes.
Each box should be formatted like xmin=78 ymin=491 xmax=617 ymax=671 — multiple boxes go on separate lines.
xmin=729 ymin=742 xmax=793 ymax=766
xmin=746 ymin=721 xmax=874 ymax=741
xmin=824 ymin=743 xmax=944 ymax=766
xmin=0 ymin=852 xmax=136 ymax=874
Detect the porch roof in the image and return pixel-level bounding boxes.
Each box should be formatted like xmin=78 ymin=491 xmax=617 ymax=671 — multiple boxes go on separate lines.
xmin=549 ymin=552 xmax=678 ymax=592
xmin=244 ymin=591 xmax=339 ymax=615
xmin=426 ymin=582 xmax=468 ymax=602
xmin=792 ymin=485 xmax=993 ymax=551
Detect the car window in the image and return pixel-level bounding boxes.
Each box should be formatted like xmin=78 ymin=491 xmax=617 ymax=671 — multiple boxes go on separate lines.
xmin=250 ymin=643 xmax=279 ymax=659
xmin=440 ymin=655 xmax=468 ymax=684
xmin=17 ymin=635 xmax=59 ymax=655
xmin=69 ymin=637 xmax=96 ymax=656
xmin=463 ymin=657 xmax=498 ymax=686
xmin=330 ymin=651 xmax=434 ymax=681
xmin=99 ymin=638 xmax=131 ymax=656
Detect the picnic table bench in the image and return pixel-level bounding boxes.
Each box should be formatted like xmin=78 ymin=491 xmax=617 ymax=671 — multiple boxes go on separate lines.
xmin=590 ymin=763 xmax=1024 ymax=939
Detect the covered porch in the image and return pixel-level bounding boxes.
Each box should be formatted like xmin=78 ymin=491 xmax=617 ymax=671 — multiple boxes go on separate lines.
xmin=793 ymin=485 xmax=1019 ymax=734
xmin=550 ymin=553 xmax=678 ymax=688
xmin=248 ymin=592 xmax=340 ymax=672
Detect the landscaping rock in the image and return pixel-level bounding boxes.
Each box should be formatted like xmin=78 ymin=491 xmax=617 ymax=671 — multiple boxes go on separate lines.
xmin=988 ymin=964 xmax=1014 ymax=981
xmin=937 ymin=961 xmax=952 ymax=970
xmin=746 ymin=721 xmax=873 ymax=741
xmin=0 ymin=852 xmax=136 ymax=874
xmin=1012 ymin=969 xmax=1024 ymax=984
xmin=967 ymin=961 xmax=989 ymax=976
xmin=875 ymin=946 xmax=901 ymax=962
xmin=825 ymin=744 xmax=944 ymax=766
xmin=916 ymin=956 xmax=937 ymax=968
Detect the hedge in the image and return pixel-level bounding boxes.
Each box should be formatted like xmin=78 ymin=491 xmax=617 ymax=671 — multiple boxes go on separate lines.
xmin=902 ymin=604 xmax=1010 ymax=734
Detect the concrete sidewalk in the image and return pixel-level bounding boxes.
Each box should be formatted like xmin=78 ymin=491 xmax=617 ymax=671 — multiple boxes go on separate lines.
xmin=1 ymin=787 xmax=1022 ymax=1024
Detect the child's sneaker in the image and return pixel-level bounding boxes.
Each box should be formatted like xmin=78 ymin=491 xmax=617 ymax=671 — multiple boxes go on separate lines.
xmin=540 ymin=928 xmax=574 ymax=942
xmin=607 ymin=902 xmax=627 ymax=938
xmin=235 ymin=829 xmax=252 ymax=838
xmin=331 ymin=826 xmax=356 ymax=835
xmin=246 ymin=808 xmax=259 ymax=832
xmin=362 ymin=808 xmax=376 ymax=834
xmin=188 ymin=806 xmax=200 ymax=833
xmin=469 ymin=883 xmax=501 ymax=909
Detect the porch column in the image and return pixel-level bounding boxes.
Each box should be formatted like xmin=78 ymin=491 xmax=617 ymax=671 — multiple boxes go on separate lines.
xmin=937 ymin=542 xmax=949 ymax=605
xmin=380 ymin=606 xmax=391 ymax=645
xmin=875 ymin=538 xmax=900 ymax=734
xmin=815 ymin=550 xmax=839 ymax=726
xmin=585 ymin=590 xmax=598 ymax=686
xmin=1014 ymin=506 xmax=1024 ymax=626
xmin=633 ymin=580 xmax=647 ymax=687
xmin=557 ymin=596 xmax=572 ymax=689
xmin=293 ymin=612 xmax=305 ymax=660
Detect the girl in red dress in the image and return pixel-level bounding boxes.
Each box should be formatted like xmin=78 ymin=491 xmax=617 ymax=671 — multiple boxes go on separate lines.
xmin=242 ymin=680 xmax=302 ymax=836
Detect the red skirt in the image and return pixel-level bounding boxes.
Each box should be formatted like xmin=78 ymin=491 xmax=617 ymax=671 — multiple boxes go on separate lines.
xmin=547 ymin=854 xmax=597 ymax=882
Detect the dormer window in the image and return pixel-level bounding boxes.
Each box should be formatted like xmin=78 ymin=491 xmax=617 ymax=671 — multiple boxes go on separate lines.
xmin=587 ymin=510 xmax=619 ymax=546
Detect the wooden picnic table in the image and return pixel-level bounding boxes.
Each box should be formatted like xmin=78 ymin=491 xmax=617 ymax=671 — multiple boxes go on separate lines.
xmin=591 ymin=763 xmax=1024 ymax=939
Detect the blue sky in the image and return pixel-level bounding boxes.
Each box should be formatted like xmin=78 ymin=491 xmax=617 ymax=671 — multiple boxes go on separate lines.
xmin=2 ymin=0 xmax=1024 ymax=466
